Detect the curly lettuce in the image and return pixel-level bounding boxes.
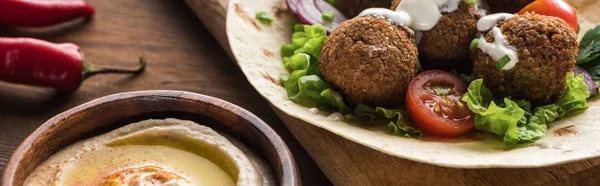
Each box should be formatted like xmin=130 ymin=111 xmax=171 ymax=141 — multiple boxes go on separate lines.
xmin=345 ymin=105 xmax=422 ymax=137
xmin=462 ymin=73 xmax=590 ymax=146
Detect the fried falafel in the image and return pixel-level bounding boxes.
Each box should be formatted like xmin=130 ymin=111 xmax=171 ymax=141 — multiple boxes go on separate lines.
xmin=418 ymin=2 xmax=482 ymax=70
xmin=472 ymin=13 xmax=579 ymax=105
xmin=486 ymin=0 xmax=534 ymax=13
xmin=319 ymin=16 xmax=418 ymax=106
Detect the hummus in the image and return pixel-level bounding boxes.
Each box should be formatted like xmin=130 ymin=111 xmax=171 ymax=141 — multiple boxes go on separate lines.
xmin=24 ymin=119 xmax=276 ymax=186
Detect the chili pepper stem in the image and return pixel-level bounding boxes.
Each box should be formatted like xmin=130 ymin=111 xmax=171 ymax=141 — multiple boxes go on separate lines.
xmin=82 ymin=56 xmax=147 ymax=80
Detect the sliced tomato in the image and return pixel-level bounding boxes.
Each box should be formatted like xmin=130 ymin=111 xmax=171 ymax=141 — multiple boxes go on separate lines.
xmin=519 ymin=0 xmax=578 ymax=31
xmin=406 ymin=70 xmax=474 ymax=138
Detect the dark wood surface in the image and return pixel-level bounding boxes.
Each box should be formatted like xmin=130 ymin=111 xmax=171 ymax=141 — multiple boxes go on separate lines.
xmin=3 ymin=91 xmax=300 ymax=186
xmin=0 ymin=0 xmax=330 ymax=185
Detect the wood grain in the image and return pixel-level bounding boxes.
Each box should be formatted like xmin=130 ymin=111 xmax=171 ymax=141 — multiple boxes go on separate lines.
xmin=2 ymin=91 xmax=300 ymax=186
xmin=185 ymin=0 xmax=231 ymax=57
xmin=188 ymin=0 xmax=600 ymax=185
xmin=0 ymin=0 xmax=330 ymax=185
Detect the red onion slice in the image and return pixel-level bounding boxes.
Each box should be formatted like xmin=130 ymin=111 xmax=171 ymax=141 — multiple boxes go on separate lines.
xmin=286 ymin=0 xmax=349 ymax=33
xmin=573 ymin=65 xmax=598 ymax=95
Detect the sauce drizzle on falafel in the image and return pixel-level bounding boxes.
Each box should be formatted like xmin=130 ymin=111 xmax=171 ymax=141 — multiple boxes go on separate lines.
xmin=359 ymin=0 xmax=466 ymax=31
xmin=359 ymin=8 xmax=412 ymax=27
xmin=476 ymin=27 xmax=519 ymax=70
xmin=475 ymin=13 xmax=519 ymax=70
xmin=477 ymin=13 xmax=513 ymax=31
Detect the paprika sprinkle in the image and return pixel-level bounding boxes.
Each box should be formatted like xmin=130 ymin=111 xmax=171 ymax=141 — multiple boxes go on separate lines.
xmin=0 ymin=37 xmax=146 ymax=92
xmin=0 ymin=0 xmax=96 ymax=27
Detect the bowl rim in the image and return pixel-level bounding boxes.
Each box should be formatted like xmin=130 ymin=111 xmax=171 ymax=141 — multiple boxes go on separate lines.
xmin=1 ymin=90 xmax=300 ymax=186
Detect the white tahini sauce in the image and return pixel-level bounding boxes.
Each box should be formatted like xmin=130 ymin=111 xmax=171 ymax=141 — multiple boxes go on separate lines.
xmin=359 ymin=8 xmax=412 ymax=27
xmin=299 ymin=75 xmax=320 ymax=83
xmin=330 ymin=90 xmax=343 ymax=103
xmin=477 ymin=13 xmax=513 ymax=32
xmin=477 ymin=27 xmax=519 ymax=70
xmin=359 ymin=0 xmax=463 ymax=31
xmin=534 ymin=140 xmax=552 ymax=149
xmin=308 ymin=107 xmax=320 ymax=114
xmin=475 ymin=13 xmax=518 ymax=70
xmin=553 ymin=142 xmax=566 ymax=150
xmin=437 ymin=0 xmax=462 ymax=13
xmin=534 ymin=140 xmax=569 ymax=150
xmin=327 ymin=112 xmax=345 ymax=121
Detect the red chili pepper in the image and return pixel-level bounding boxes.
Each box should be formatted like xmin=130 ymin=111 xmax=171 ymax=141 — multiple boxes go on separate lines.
xmin=0 ymin=0 xmax=96 ymax=27
xmin=0 ymin=37 xmax=146 ymax=92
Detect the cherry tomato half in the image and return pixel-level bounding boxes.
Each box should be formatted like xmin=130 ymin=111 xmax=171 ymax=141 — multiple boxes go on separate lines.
xmin=519 ymin=0 xmax=578 ymax=31
xmin=406 ymin=70 xmax=474 ymax=138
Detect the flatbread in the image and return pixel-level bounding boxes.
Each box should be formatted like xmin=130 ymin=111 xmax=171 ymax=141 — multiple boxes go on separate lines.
xmin=226 ymin=0 xmax=600 ymax=168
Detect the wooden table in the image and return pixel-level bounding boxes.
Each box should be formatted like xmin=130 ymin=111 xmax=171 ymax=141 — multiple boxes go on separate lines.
xmin=0 ymin=1 xmax=331 ymax=185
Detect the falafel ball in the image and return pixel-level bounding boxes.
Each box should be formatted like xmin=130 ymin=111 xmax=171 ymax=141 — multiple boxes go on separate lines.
xmin=486 ymin=0 xmax=534 ymax=13
xmin=418 ymin=2 xmax=482 ymax=70
xmin=392 ymin=1 xmax=482 ymax=71
xmin=319 ymin=16 xmax=418 ymax=106
xmin=472 ymin=13 xmax=579 ymax=105
xmin=337 ymin=0 xmax=393 ymax=17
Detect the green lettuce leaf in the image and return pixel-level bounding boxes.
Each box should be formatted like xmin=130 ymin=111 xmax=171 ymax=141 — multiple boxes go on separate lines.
xmin=556 ymin=72 xmax=591 ymax=116
xmin=461 ymin=73 xmax=590 ymax=146
xmin=462 ymin=79 xmax=495 ymax=113
xmin=280 ymin=72 xmax=349 ymax=113
xmin=383 ymin=108 xmax=422 ymax=138
xmin=505 ymin=111 xmax=547 ymax=146
xmin=473 ymin=98 xmax=525 ymax=136
xmin=320 ymin=88 xmax=349 ymax=113
xmin=351 ymin=104 xmax=379 ymax=125
xmin=346 ymin=104 xmax=422 ymax=137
